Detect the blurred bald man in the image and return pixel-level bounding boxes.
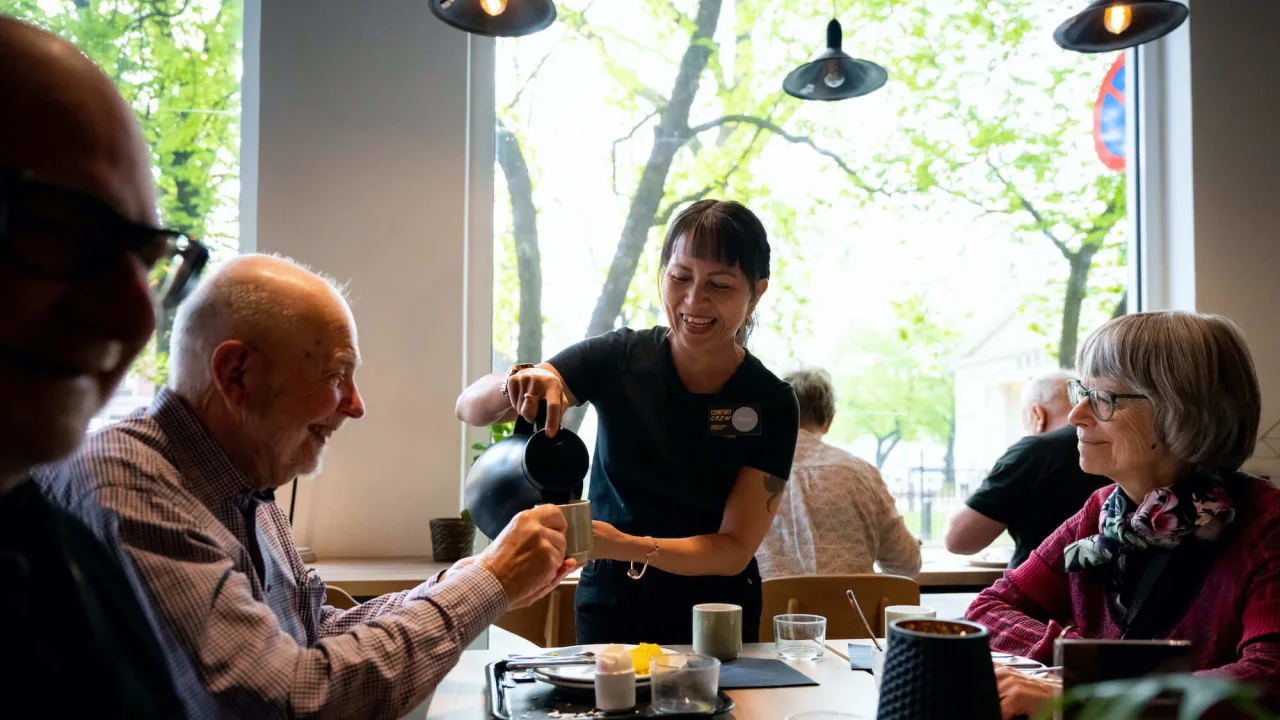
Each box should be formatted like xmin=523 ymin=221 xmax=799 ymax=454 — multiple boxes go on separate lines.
xmin=44 ymin=254 xmax=575 ymax=718
xmin=945 ymin=370 xmax=1109 ymax=568
xmin=0 ymin=15 xmax=209 ymax=717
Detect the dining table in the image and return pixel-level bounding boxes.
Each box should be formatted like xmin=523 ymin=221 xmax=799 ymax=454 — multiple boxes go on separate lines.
xmin=419 ymin=637 xmax=882 ymax=719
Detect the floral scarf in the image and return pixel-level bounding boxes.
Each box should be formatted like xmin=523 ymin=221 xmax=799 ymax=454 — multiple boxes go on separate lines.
xmin=1064 ymin=471 xmax=1237 ymax=574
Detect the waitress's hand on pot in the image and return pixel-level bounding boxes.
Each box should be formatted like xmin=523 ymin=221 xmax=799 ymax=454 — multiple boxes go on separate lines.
xmin=478 ymin=504 xmax=577 ymax=610
xmin=506 ymin=367 xmax=568 ymax=436
xmin=588 ymin=520 xmax=631 ymax=561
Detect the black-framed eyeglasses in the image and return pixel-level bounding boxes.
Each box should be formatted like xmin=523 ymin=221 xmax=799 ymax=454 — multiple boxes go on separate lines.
xmin=0 ymin=169 xmax=210 ymax=310
xmin=1067 ymin=379 xmax=1149 ymax=422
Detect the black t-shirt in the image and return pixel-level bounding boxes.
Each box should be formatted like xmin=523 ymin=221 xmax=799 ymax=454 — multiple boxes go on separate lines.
xmin=549 ymin=327 xmax=800 ymax=540
xmin=965 ymin=425 xmax=1112 ymax=569
xmin=0 ymin=479 xmax=184 ymax=718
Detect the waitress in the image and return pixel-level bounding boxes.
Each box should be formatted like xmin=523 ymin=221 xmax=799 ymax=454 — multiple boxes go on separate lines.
xmin=456 ymin=199 xmax=799 ymax=645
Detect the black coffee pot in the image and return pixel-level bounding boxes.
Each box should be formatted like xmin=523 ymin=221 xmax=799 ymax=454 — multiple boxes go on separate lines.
xmin=464 ymin=404 xmax=589 ymax=539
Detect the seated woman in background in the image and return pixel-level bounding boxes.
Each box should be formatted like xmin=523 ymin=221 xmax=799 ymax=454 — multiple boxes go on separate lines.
xmin=755 ymin=369 xmax=921 ymax=580
xmin=966 ymin=311 xmax=1280 ymax=719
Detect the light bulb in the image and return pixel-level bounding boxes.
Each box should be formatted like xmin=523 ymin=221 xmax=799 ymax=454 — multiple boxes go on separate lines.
xmin=480 ymin=0 xmax=507 ymax=17
xmin=1103 ymin=5 xmax=1132 ymax=35
xmin=822 ymin=60 xmax=846 ymax=89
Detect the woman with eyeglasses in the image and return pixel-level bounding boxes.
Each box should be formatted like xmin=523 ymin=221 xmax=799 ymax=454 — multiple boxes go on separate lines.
xmin=965 ymin=311 xmax=1280 ymax=719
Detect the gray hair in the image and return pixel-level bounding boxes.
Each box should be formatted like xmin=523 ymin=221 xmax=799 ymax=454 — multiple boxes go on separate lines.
xmin=1078 ymin=311 xmax=1261 ymax=471
xmin=1021 ymin=370 xmax=1076 ymax=412
xmin=786 ymin=368 xmax=836 ymax=428
xmin=169 ymin=253 xmax=349 ymax=396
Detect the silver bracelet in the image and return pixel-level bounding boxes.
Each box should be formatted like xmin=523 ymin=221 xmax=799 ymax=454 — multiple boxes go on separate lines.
xmin=627 ymin=538 xmax=660 ymax=580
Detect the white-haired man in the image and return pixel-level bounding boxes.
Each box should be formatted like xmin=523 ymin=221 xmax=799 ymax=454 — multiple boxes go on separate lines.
xmin=945 ymin=370 xmax=1109 ymax=568
xmin=41 ymin=254 xmax=575 ymax=718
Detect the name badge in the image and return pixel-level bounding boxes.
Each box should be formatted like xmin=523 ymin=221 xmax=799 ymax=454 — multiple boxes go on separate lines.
xmin=708 ymin=404 xmax=762 ymax=437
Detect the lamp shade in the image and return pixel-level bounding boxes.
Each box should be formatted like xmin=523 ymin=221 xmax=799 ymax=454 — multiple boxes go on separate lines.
xmin=783 ymin=19 xmax=887 ymax=102
xmin=1054 ymin=0 xmax=1188 ymax=53
xmin=429 ymin=0 xmax=556 ymax=38
xmin=876 ymin=619 xmax=1000 ymax=720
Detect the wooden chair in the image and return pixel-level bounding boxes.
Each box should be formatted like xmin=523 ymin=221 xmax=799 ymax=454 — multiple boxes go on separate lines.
xmin=494 ymin=581 xmax=578 ymax=648
xmin=759 ymin=574 xmax=920 ymax=641
xmin=325 ymin=584 xmax=360 ymax=610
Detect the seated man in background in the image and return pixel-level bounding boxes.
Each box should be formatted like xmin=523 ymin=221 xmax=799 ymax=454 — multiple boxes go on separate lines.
xmin=0 ymin=16 xmax=191 ymax=716
xmin=756 ymin=369 xmax=921 ymax=579
xmin=944 ymin=370 xmax=1109 ymax=568
xmin=41 ymin=254 xmax=576 ymax=718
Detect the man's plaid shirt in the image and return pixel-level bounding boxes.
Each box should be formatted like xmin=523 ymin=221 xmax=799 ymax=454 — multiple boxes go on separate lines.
xmin=39 ymin=388 xmax=507 ymax=719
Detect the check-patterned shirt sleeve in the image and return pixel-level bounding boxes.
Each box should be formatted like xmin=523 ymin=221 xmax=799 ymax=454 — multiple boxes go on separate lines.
xmin=315 ymin=573 xmax=447 ymax=636
xmin=95 ymin=474 xmax=506 ymax=719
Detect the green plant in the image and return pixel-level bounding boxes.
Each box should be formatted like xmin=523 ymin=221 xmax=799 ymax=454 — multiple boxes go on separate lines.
xmin=470 ymin=421 xmax=515 ymax=466
xmin=1038 ymin=673 xmax=1272 ymax=720
xmin=131 ymin=337 xmax=170 ymax=388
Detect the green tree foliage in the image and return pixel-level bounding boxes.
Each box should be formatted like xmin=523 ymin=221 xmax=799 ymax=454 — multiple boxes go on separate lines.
xmin=496 ymin=0 xmax=1127 ymax=445
xmin=828 ymin=296 xmax=957 ymax=468
xmin=5 ymin=0 xmax=244 ymax=372
xmin=879 ymin=0 xmax=1127 ymax=367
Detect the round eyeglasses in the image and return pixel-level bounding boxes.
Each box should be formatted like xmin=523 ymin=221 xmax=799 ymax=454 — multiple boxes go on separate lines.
xmin=1067 ymin=378 xmax=1149 ymax=421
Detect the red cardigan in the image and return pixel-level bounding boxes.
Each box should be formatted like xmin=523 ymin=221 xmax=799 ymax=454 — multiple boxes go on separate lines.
xmin=966 ymin=474 xmax=1280 ymax=690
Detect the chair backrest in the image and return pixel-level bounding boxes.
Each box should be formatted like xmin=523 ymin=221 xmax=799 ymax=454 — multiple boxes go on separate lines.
xmin=325 ymin=584 xmax=360 ymax=610
xmin=494 ymin=581 xmax=578 ymax=647
xmin=759 ymin=574 xmax=920 ymax=641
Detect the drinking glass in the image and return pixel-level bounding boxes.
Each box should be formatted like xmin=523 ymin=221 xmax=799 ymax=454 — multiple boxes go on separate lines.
xmin=774 ymin=614 xmax=828 ymax=661
xmin=649 ymin=654 xmax=720 ymax=714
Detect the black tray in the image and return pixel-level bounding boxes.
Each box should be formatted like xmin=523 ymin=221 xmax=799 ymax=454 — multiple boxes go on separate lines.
xmin=485 ymin=661 xmax=735 ymax=719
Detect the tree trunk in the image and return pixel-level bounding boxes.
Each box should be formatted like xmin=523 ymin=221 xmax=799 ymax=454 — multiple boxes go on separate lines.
xmin=1057 ymin=244 xmax=1100 ymax=369
xmin=584 ymin=0 xmax=723 ymax=339
xmin=943 ymin=400 xmax=956 ymax=489
xmin=875 ymin=420 xmax=903 ymax=469
xmin=497 ymin=123 xmax=543 ymax=364
xmin=1111 ymin=289 xmax=1128 ymax=320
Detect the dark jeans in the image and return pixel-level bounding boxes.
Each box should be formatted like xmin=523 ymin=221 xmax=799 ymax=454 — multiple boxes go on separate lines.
xmin=575 ymin=558 xmax=762 ymax=645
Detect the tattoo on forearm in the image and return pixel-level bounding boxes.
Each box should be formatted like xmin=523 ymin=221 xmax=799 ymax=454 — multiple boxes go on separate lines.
xmin=764 ymin=473 xmax=788 ymax=512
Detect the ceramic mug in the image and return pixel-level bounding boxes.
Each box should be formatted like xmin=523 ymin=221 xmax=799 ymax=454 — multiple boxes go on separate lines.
xmin=558 ymin=500 xmax=592 ymax=563
xmin=692 ymin=603 xmax=742 ymax=661
xmin=883 ymin=605 xmax=936 ymax=638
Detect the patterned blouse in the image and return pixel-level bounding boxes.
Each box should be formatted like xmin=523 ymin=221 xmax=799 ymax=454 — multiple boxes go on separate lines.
xmin=756 ymin=429 xmax=922 ymax=580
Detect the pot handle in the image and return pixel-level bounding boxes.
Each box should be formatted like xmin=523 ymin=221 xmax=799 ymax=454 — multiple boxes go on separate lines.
xmin=512 ymin=400 xmax=549 ymax=436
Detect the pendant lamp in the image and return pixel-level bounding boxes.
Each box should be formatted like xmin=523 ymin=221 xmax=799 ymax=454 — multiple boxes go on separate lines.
xmin=429 ymin=0 xmax=556 ymax=37
xmin=1054 ymin=0 xmax=1188 ymax=53
xmin=783 ymin=19 xmax=888 ymax=101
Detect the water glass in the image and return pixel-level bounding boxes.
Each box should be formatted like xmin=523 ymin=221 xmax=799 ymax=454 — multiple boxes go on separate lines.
xmin=649 ymin=654 xmax=721 ymax=714
xmin=774 ymin=614 xmax=828 ymax=661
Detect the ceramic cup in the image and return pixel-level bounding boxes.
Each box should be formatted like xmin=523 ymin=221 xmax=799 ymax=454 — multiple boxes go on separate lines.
xmin=883 ymin=605 xmax=936 ymax=639
xmin=557 ymin=500 xmax=592 ymax=563
xmin=692 ymin=603 xmax=742 ymax=661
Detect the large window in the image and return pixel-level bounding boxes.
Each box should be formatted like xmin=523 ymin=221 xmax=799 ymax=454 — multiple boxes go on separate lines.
xmin=492 ymin=1 xmax=1133 ymax=548
xmin=4 ymin=0 xmax=244 ymax=428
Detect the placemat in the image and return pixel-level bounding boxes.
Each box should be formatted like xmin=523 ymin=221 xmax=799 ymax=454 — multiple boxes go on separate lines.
xmin=718 ymin=657 xmax=819 ymax=689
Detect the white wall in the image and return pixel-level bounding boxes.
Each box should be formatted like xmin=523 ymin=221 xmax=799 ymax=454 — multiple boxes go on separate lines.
xmin=1152 ymin=0 xmax=1280 ymax=478
xmin=254 ymin=1 xmax=490 ymax=557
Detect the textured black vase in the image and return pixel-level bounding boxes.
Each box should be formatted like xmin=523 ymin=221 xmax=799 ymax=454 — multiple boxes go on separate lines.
xmin=876 ymin=619 xmax=1000 ymax=720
